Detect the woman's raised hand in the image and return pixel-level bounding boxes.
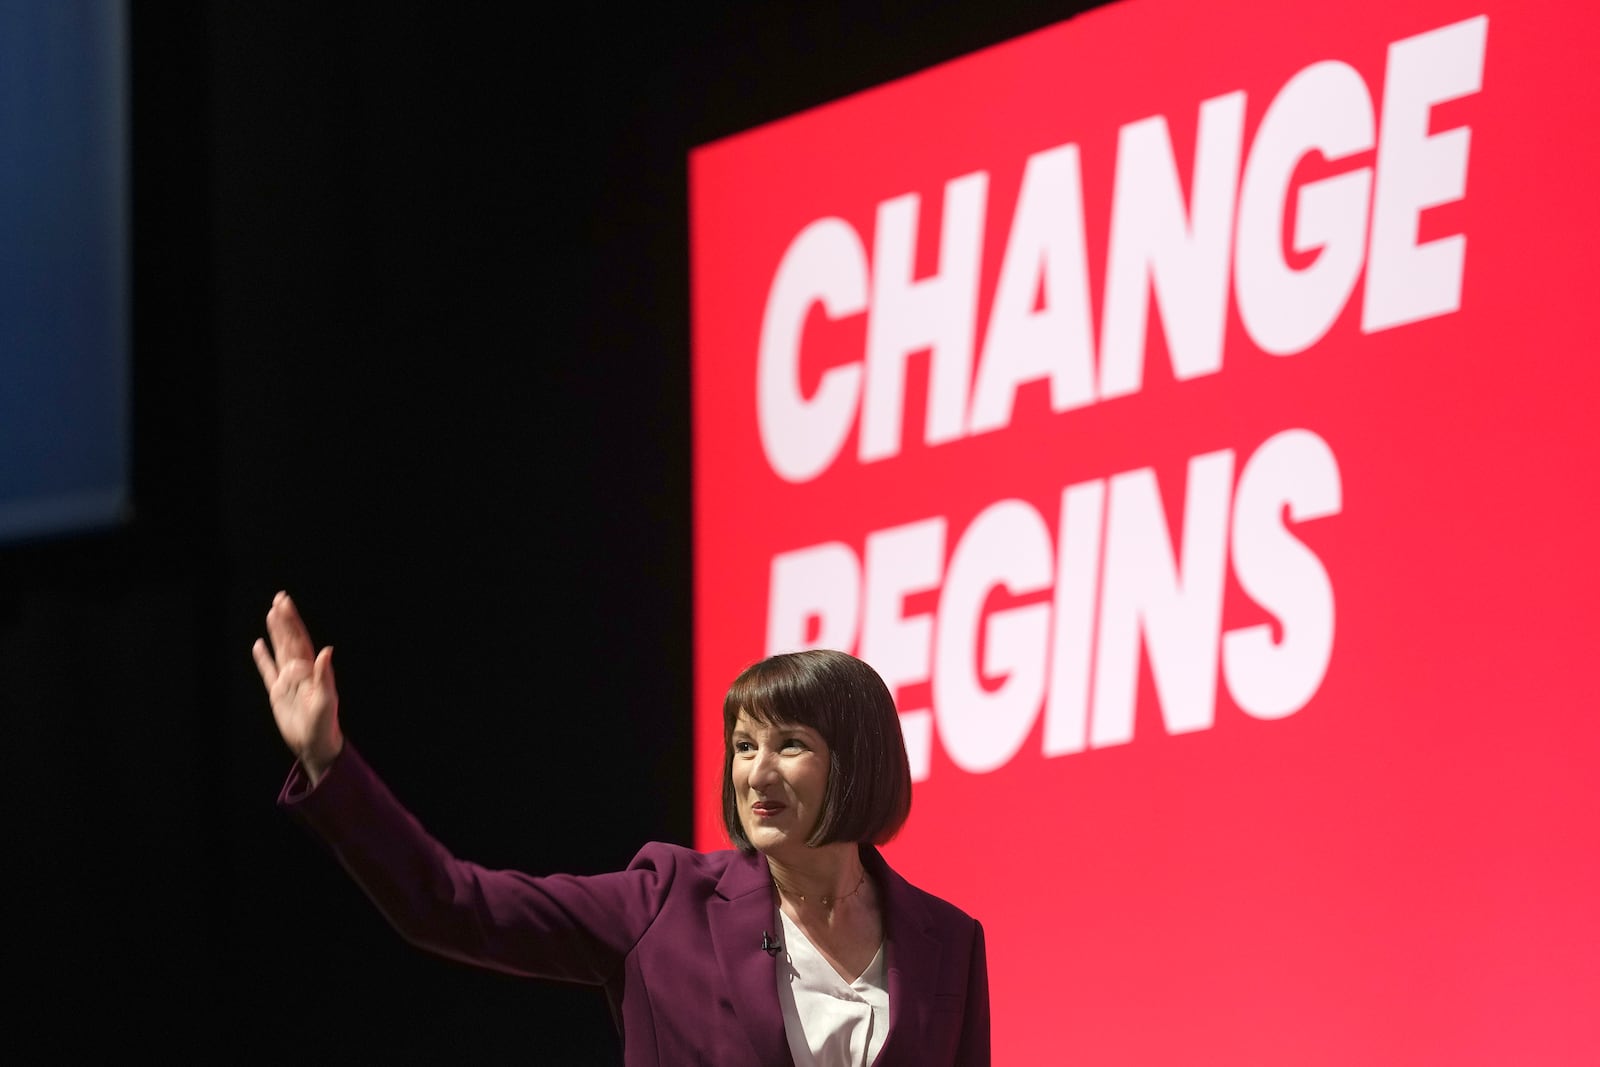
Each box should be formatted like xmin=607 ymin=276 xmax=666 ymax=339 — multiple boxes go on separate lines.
xmin=252 ymin=592 xmax=344 ymax=783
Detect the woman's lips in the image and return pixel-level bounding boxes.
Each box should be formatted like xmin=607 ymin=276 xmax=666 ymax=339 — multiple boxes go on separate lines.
xmin=751 ymin=802 xmax=786 ymax=818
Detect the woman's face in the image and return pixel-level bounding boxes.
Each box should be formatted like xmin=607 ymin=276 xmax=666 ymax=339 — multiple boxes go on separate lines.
xmin=730 ymin=709 xmax=830 ymax=858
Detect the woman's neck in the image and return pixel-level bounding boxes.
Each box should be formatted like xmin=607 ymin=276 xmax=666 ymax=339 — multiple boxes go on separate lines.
xmin=766 ymin=841 xmax=867 ymax=907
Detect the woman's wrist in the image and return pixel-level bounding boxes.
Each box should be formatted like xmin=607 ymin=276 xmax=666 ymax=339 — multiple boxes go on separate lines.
xmin=301 ymin=731 xmax=346 ymax=786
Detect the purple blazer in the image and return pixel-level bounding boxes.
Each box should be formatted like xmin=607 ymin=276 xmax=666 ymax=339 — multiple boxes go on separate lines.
xmin=282 ymin=745 xmax=990 ymax=1066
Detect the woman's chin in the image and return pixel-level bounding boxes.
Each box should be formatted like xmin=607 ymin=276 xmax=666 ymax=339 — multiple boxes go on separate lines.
xmin=746 ymin=824 xmax=800 ymax=856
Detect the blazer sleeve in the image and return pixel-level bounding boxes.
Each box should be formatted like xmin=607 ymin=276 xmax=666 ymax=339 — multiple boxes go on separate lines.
xmin=956 ymin=919 xmax=993 ymax=1065
xmin=280 ymin=743 xmax=675 ymax=986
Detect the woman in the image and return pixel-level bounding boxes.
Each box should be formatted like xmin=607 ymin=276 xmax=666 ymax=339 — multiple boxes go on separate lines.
xmin=254 ymin=591 xmax=989 ymax=1066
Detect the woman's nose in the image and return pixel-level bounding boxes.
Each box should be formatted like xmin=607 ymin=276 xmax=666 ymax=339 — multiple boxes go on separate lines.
xmin=748 ymin=747 xmax=779 ymax=787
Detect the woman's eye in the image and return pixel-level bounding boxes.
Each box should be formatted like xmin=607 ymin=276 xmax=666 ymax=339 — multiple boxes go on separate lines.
xmin=733 ymin=740 xmax=754 ymax=753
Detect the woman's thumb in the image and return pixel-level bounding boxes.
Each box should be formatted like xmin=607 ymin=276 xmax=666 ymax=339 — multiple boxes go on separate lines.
xmin=314 ymin=645 xmax=336 ymax=689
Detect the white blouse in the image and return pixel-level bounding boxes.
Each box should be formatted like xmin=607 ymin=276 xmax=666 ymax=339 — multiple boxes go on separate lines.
xmin=774 ymin=906 xmax=890 ymax=1067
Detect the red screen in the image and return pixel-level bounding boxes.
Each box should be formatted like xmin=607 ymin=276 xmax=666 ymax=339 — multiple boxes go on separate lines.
xmin=691 ymin=2 xmax=1600 ymax=1061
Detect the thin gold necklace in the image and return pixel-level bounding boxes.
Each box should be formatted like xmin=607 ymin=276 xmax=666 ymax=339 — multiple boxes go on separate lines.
xmin=772 ymin=867 xmax=867 ymax=908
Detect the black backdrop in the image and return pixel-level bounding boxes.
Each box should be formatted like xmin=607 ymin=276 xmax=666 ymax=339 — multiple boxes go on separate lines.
xmin=6 ymin=3 xmax=1102 ymax=1061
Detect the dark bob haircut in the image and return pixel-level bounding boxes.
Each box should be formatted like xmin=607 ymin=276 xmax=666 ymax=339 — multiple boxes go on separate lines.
xmin=721 ymin=649 xmax=912 ymax=852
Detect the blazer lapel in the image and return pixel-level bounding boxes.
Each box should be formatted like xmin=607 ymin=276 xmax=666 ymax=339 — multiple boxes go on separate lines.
xmin=865 ymin=846 xmax=945 ymax=1067
xmin=707 ymin=850 xmax=795 ymax=1067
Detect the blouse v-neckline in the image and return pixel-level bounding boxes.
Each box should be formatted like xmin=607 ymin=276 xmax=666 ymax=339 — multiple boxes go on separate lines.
xmin=775 ymin=906 xmax=890 ymax=1067
xmin=779 ymin=906 xmax=886 ymax=986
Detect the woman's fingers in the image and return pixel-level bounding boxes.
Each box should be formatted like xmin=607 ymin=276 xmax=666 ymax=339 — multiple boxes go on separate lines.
xmin=251 ymin=638 xmax=279 ymax=688
xmin=265 ymin=592 xmax=316 ymax=668
xmin=256 ymin=593 xmax=318 ymax=697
